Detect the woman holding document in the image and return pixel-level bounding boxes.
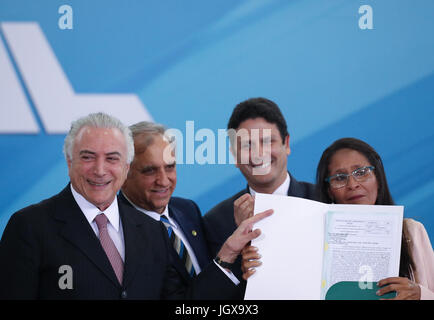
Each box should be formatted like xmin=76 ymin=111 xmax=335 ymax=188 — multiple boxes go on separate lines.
xmin=242 ymin=137 xmax=434 ymax=300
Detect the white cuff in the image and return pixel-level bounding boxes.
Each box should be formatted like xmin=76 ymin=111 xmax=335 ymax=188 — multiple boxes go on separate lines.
xmin=213 ymin=260 xmax=240 ymax=285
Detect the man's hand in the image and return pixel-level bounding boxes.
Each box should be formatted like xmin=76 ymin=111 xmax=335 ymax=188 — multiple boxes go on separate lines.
xmin=241 ymin=245 xmax=261 ymax=280
xmin=234 ymin=194 xmax=255 ymax=227
xmin=377 ymin=277 xmax=421 ymax=300
xmin=217 ymin=209 xmax=273 ymax=264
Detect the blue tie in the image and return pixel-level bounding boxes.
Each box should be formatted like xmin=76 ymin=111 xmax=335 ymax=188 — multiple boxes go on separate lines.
xmin=160 ymin=215 xmax=196 ymax=277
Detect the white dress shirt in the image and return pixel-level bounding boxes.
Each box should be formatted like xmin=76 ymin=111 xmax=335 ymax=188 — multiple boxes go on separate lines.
xmin=121 ymin=192 xmax=202 ymax=274
xmin=249 ymin=172 xmax=290 ymax=197
xmin=70 ymin=185 xmax=125 ymax=261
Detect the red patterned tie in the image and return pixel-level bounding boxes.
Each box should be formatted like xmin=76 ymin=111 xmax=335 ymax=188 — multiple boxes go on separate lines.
xmin=94 ymin=213 xmax=124 ymax=285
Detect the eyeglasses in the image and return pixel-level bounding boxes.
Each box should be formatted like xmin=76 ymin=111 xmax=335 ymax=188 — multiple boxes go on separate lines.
xmin=325 ymin=166 xmax=375 ymax=189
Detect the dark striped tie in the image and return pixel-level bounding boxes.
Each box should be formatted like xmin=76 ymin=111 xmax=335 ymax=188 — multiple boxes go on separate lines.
xmin=160 ymin=215 xmax=196 ymax=277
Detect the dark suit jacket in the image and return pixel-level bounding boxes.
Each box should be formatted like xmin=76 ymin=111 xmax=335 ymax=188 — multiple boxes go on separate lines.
xmin=0 ymin=185 xmax=238 ymax=300
xmin=203 ymin=172 xmax=318 ymax=293
xmin=118 ymin=192 xmax=211 ymax=282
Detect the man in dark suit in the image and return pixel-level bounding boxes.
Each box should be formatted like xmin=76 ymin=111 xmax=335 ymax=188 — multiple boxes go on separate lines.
xmin=203 ymin=98 xmax=318 ymax=285
xmin=0 ymin=112 xmax=271 ymax=299
xmin=119 ymin=121 xmax=210 ymax=282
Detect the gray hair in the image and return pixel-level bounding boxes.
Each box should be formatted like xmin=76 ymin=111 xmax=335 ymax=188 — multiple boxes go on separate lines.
xmin=129 ymin=121 xmax=175 ymax=150
xmin=63 ymin=112 xmax=135 ymax=164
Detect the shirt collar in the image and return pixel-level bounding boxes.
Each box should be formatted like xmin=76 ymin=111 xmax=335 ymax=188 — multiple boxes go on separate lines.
xmin=70 ymin=184 xmax=120 ymax=232
xmin=249 ymin=172 xmax=290 ymax=197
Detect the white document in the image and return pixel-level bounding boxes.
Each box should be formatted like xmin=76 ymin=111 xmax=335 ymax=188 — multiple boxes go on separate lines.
xmin=244 ymin=194 xmax=403 ymax=300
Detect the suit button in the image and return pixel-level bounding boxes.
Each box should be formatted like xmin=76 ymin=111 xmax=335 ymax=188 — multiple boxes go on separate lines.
xmin=121 ymin=290 xmax=127 ymax=299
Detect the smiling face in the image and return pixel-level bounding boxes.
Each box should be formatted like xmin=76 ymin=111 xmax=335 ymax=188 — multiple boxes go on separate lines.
xmin=67 ymin=126 xmax=130 ymax=211
xmin=232 ymin=118 xmax=290 ymax=193
xmin=121 ymin=134 xmax=176 ymax=214
xmin=327 ymin=148 xmax=378 ymax=205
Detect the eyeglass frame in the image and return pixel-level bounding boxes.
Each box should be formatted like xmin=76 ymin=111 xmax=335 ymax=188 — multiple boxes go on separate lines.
xmin=325 ymin=166 xmax=375 ymax=189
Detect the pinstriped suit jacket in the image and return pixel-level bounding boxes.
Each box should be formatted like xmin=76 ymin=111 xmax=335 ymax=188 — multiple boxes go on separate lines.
xmin=0 ymin=185 xmax=238 ymax=299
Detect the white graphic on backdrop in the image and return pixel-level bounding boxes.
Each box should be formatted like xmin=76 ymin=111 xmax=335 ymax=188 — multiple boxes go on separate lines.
xmin=0 ymin=22 xmax=152 ymax=134
xmin=0 ymin=33 xmax=39 ymax=133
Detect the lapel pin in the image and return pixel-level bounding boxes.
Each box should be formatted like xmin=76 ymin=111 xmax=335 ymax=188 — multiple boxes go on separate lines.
xmin=192 ymin=230 xmax=197 ymax=236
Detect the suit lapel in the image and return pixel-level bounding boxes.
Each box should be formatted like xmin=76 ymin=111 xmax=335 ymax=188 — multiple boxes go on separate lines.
xmin=118 ymin=192 xmax=160 ymax=287
xmin=119 ymin=192 xmax=190 ymax=281
xmin=120 ymin=201 xmax=148 ymax=289
xmin=287 ymin=172 xmax=303 ymax=197
xmin=54 ymin=186 xmax=121 ymax=288
xmin=170 ymin=204 xmax=211 ymax=269
xmin=167 ymin=205 xmax=193 ymax=280
xmin=169 ymin=205 xmax=195 ymax=252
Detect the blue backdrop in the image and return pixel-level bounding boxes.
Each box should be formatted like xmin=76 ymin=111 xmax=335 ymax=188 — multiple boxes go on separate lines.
xmin=1 ymin=0 xmax=433 ymax=242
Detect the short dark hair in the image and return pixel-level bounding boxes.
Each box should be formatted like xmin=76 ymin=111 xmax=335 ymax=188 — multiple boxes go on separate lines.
xmin=227 ymin=97 xmax=289 ymax=143
xmin=316 ymin=137 xmax=413 ymax=278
